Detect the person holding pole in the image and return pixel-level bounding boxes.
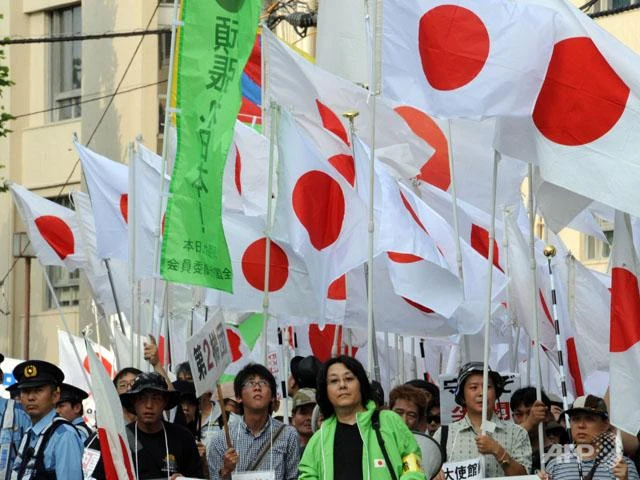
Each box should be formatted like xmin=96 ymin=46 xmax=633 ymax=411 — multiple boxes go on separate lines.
xmin=434 ymin=362 xmax=531 ymax=477
xmin=120 ymin=372 xmax=203 ymax=479
xmin=207 ymin=363 xmax=300 ymax=480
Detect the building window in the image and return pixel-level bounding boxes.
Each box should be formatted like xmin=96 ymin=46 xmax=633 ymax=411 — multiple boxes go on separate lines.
xmin=583 ymin=229 xmax=614 ymax=262
xmin=50 ymin=5 xmax=82 ymax=121
xmin=45 ymin=195 xmax=80 ymax=308
xmin=158 ymin=31 xmax=172 ymax=68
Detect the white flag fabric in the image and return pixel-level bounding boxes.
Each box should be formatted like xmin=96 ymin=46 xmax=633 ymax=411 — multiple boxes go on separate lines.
xmin=58 ymin=331 xmax=116 ymax=393
xmin=74 ymin=141 xmax=129 ymax=260
xmin=272 ymin=111 xmax=369 ymax=314
xmin=609 ymin=211 xmax=640 ymax=435
xmin=495 ymin=0 xmax=640 ymax=217
xmin=264 ymin=28 xmax=434 ymax=179
xmin=206 ymin=213 xmax=318 ymax=318
xmin=72 ymin=192 xmax=131 ymax=318
xmin=222 ymin=121 xmax=269 ymax=217
xmin=133 ymin=142 xmax=169 ymax=280
xmin=85 ymin=338 xmax=135 ymax=480
xmin=10 ymin=183 xmax=87 ymax=271
xmin=382 ymin=0 xmax=558 ymax=119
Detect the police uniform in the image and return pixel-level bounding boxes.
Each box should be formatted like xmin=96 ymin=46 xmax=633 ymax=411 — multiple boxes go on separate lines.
xmin=0 ymin=354 xmax=31 ymax=480
xmin=56 ymin=384 xmax=92 ymax=442
xmin=10 ymin=361 xmax=83 ymax=480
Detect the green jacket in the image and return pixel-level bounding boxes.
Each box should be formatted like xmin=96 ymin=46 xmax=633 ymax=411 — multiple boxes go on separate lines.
xmin=299 ymin=401 xmax=426 ymax=480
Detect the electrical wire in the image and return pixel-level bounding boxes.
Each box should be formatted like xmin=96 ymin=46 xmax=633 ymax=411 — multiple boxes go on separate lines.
xmin=0 ymin=2 xmax=162 ymax=288
xmin=0 ymin=28 xmax=170 ymax=45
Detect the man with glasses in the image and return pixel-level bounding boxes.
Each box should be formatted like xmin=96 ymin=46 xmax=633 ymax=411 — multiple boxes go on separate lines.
xmin=113 ymin=367 xmax=142 ymax=425
xmin=207 ymin=363 xmax=300 ymax=480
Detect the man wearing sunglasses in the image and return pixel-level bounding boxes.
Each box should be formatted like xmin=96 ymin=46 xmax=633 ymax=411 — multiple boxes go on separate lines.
xmin=207 ymin=363 xmax=300 ymax=480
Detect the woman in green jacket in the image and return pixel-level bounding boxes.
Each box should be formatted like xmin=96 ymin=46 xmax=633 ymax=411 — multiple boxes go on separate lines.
xmin=299 ymin=355 xmax=426 ymax=480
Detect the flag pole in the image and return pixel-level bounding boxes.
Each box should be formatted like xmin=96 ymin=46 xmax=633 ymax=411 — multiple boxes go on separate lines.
xmin=151 ymin=0 xmax=180 ymax=354
xmin=527 ymin=164 xmax=546 ymax=470
xmin=103 ymin=258 xmax=126 ymax=335
xmin=277 ymin=327 xmax=290 ymax=425
xmin=503 ymin=207 xmax=521 ymax=373
xmin=43 ymin=268 xmax=91 ymax=388
xmin=363 ymin=0 xmax=382 ymax=384
xmin=127 ymin=141 xmax=140 ymax=369
xmin=410 ymin=337 xmax=417 ymax=379
xmin=543 ymin=245 xmax=572 ymax=431
xmin=481 ymin=150 xmax=500 ymax=437
xmin=261 ymin=102 xmax=279 ymax=365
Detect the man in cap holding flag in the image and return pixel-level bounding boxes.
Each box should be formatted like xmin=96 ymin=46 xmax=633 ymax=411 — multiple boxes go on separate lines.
xmin=55 ymin=383 xmax=92 ymax=442
xmin=10 ymin=360 xmax=83 ymax=479
xmin=0 ymin=354 xmax=30 ymax=480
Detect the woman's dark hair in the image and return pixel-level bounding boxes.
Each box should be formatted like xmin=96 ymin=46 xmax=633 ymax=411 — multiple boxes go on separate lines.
xmin=233 ymin=363 xmax=277 ymax=414
xmin=316 ymin=355 xmax=373 ymax=418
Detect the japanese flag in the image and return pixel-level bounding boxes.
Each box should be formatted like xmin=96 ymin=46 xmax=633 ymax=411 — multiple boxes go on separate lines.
xmin=222 ymin=121 xmax=269 ymax=217
xmin=382 ymin=0 xmax=559 ymax=119
xmin=85 ymin=338 xmax=135 ymax=480
xmin=132 ymin=142 xmax=169 ymax=280
xmin=496 ymin=0 xmax=640 ymax=218
xmin=74 ymin=141 xmax=129 ymax=261
xmin=272 ymin=110 xmax=369 ymax=316
xmin=10 ymin=183 xmax=87 ymax=271
xmin=206 ymin=213 xmax=318 ymax=319
xmin=609 ymin=210 xmax=640 ymax=435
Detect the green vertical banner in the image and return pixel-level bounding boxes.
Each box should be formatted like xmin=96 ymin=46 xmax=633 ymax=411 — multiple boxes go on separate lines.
xmin=161 ymin=0 xmax=261 ymax=291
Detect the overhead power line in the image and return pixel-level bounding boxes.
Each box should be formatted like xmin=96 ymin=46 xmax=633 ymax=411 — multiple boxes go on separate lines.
xmin=0 ymin=28 xmax=170 ymax=45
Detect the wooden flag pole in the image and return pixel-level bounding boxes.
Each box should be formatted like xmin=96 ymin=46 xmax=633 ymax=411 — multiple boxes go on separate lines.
xmin=217 ymin=382 xmax=233 ymax=449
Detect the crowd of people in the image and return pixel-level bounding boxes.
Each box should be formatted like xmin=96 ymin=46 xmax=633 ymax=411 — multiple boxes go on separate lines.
xmin=0 ymin=348 xmax=639 ymax=479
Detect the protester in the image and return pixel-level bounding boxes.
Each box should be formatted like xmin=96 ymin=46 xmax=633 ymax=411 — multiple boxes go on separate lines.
xmin=120 ymin=372 xmax=203 ymax=479
xmin=405 ymin=379 xmax=440 ymax=405
xmin=175 ymin=361 xmax=194 ymax=383
xmin=173 ymin=380 xmax=200 ymax=435
xmin=434 ymin=362 xmax=531 ymax=477
xmin=113 ymin=366 xmax=142 ymax=424
xmin=510 ymin=386 xmax=551 ymax=472
xmin=426 ymin=399 xmax=441 ymax=437
xmin=55 ymin=383 xmax=92 ymax=441
xmin=291 ymin=388 xmax=316 ymax=454
xmin=389 ymin=384 xmax=429 ymax=432
xmin=208 ymin=363 xmax=300 ymax=480
xmin=299 ymin=355 xmax=425 ymax=480
xmin=289 ymin=355 xmax=321 ymax=398
xmin=0 ymin=354 xmax=31 ymax=479
xmin=10 ymin=360 xmax=84 ymax=479
xmin=542 ymin=395 xmax=639 ymax=480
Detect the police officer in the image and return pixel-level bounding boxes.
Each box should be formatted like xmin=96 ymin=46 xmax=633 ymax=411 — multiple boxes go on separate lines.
xmin=55 ymin=384 xmax=92 ymax=441
xmin=10 ymin=360 xmax=83 ymax=479
xmin=0 ymin=354 xmax=31 ymax=480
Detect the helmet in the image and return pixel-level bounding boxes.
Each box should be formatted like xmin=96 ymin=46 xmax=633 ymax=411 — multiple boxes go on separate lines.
xmin=454 ymin=362 xmax=504 ymax=407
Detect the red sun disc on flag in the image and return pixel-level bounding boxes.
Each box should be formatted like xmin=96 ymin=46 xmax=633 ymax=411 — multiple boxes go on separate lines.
xmin=419 ymin=5 xmax=490 ymax=91
xmin=120 ymin=194 xmax=128 ymax=224
xmin=234 ymin=145 xmax=242 ymax=195
xmin=394 ymin=105 xmax=450 ymax=191
xmin=34 ymin=215 xmax=75 ymax=260
xmin=308 ymin=324 xmax=337 ymax=362
xmin=387 ymin=251 xmax=422 ymax=264
xmin=610 ymin=267 xmax=640 ymax=353
xmin=328 ymin=154 xmax=356 ymax=187
xmin=225 ymin=328 xmax=244 ymax=362
xmin=400 ymin=191 xmax=428 ymax=235
xmin=533 ymin=37 xmax=629 ymax=146
xmin=470 ymin=224 xmax=503 ymax=272
xmin=403 ymin=296 xmax=435 ymax=314
xmin=83 ymin=354 xmax=114 ymax=377
xmin=316 ymin=99 xmax=350 ymax=146
xmin=241 ymin=237 xmax=289 ymax=292
xmin=292 ymin=170 xmax=345 ymax=251
xmin=327 ymin=274 xmax=347 ymax=300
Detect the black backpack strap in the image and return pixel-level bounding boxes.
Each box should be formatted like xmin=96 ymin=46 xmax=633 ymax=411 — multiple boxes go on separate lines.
xmin=33 ymin=418 xmax=77 ymax=479
xmin=371 ymin=410 xmax=398 ymax=480
xmin=440 ymin=425 xmax=449 ymax=463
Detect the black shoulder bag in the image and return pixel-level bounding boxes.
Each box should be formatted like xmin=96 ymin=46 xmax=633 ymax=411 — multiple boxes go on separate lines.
xmin=371 ymin=410 xmax=398 ymax=480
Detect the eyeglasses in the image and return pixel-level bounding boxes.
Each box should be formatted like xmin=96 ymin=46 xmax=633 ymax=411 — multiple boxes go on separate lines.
xmin=116 ymin=380 xmax=136 ymax=391
xmin=242 ymin=380 xmax=270 ymax=390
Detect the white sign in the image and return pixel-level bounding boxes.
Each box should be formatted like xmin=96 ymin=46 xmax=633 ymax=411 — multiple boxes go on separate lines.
xmin=187 ymin=309 xmax=232 ymax=397
xmin=439 ymin=372 xmax=521 ymax=425
xmin=441 ymin=457 xmax=483 ymax=480
xmin=232 ymin=471 xmax=276 ymax=480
